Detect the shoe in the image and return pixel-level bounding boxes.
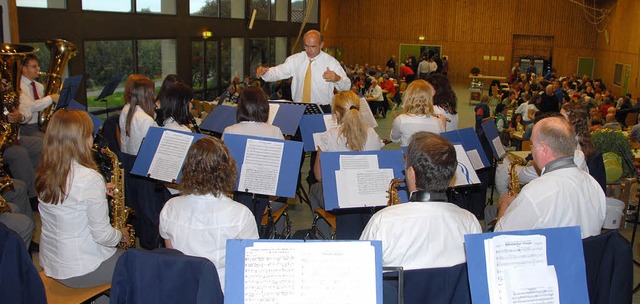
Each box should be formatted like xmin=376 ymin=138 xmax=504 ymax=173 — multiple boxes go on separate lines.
xmin=29 ymin=241 xmax=39 ymax=253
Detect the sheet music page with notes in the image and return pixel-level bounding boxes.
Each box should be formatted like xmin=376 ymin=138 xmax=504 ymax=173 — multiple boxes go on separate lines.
xmin=451 ymin=145 xmax=481 ymax=187
xmin=238 ymin=139 xmax=284 ymax=195
xmin=147 ymin=131 xmax=194 ymax=182
xmin=484 ymin=234 xmax=557 ymax=304
xmin=334 ymin=154 xmax=391 ymax=208
xmin=243 ymin=242 xmax=377 ymax=304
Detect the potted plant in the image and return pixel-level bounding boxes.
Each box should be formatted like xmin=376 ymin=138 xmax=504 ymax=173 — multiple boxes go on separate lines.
xmin=591 ymin=128 xmax=634 ymax=181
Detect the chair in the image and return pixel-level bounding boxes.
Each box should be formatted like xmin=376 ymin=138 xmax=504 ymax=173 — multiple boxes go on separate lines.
xmin=586 ymin=151 xmax=606 ymax=192
xmin=521 ymin=140 xmax=532 ymax=151
xmin=625 ymin=112 xmax=639 ymax=128
xmin=202 ymin=102 xmax=214 ymax=114
xmin=110 ymin=248 xmax=223 ymax=304
xmin=307 ymin=208 xmax=336 ymax=239
xmin=39 ymin=272 xmax=110 ymax=304
xmin=582 ymin=230 xmax=632 ymax=303
xmin=260 ymin=201 xmax=291 ymax=239
xmin=0 ymin=223 xmax=46 ymax=303
xmin=382 ymin=263 xmax=471 ymax=304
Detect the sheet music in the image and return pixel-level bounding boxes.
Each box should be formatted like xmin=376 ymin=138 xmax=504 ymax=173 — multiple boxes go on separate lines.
xmin=339 ymin=154 xmax=379 ymax=170
xmin=451 ymin=145 xmax=481 ymax=187
xmin=244 ymin=242 xmax=377 ymax=304
xmin=336 ymin=168 xmax=393 ymax=208
xmin=147 ymin=131 xmax=194 ymax=182
xmin=238 ymin=139 xmax=284 ymax=195
xmin=485 ymin=234 xmax=548 ymax=304
xmin=358 ymin=96 xmax=378 ymax=128
xmin=466 ymin=149 xmax=484 ymax=170
xmin=267 ymin=104 xmax=280 ymax=125
xmin=505 ymin=265 xmax=560 ymax=304
xmin=492 ymin=136 xmax=507 ymax=159
xmin=322 ymin=114 xmax=338 ymax=131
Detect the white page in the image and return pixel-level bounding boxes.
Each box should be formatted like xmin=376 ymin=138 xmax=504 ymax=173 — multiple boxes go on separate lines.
xmin=238 ymin=139 xmax=284 ymax=195
xmin=358 ymin=96 xmax=378 ymax=128
xmin=322 ymin=114 xmax=338 ymax=131
xmin=267 ymin=103 xmax=280 ymax=125
xmin=505 ymin=265 xmax=560 ymax=304
xmin=485 ymin=234 xmax=548 ymax=304
xmin=492 ymin=136 xmax=507 ymax=158
xmin=466 ymin=149 xmax=484 ymax=170
xmin=336 ymin=168 xmax=393 ymax=208
xmin=147 ymin=131 xmax=195 ymax=182
xmin=451 ymin=145 xmax=481 ymax=187
xmin=339 ymin=154 xmax=379 ymax=170
xmin=244 ymin=242 xmax=377 ymax=304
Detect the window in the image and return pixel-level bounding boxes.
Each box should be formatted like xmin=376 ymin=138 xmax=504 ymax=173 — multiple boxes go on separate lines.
xmin=249 ymin=37 xmax=287 ymax=78
xmin=137 ymin=0 xmax=176 ymax=14
xmin=191 ymin=37 xmax=243 ymax=101
xmin=17 ymin=0 xmax=65 ymax=9
xmin=82 ymin=0 xmax=131 ymax=12
xmin=250 ymin=0 xmax=287 ymax=22
xmin=190 ymin=0 xmax=243 ymax=18
xmin=291 ymin=0 xmax=317 ymax=23
xmin=613 ymin=63 xmax=623 ymax=86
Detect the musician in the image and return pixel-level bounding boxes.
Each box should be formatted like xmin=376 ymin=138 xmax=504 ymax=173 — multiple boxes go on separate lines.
xmin=156 ymin=82 xmax=194 ymax=132
xmin=154 ymin=74 xmax=181 ymax=108
xmin=0 ymin=179 xmax=35 ymax=247
xmin=119 ymin=75 xmax=158 ymax=155
xmin=495 ymin=117 xmax=605 ymax=238
xmin=36 ymin=109 xmax=130 ymax=288
xmin=19 ymin=54 xmax=60 ymax=137
xmin=390 ymin=80 xmax=446 ymax=147
xmin=159 ymin=137 xmax=258 ymax=291
xmin=360 ymin=132 xmax=481 ymax=269
xmin=310 ymin=90 xmax=383 ymax=239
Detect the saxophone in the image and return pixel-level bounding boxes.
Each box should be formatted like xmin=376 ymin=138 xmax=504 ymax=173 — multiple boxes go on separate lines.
xmin=0 ymin=166 xmax=14 ymax=213
xmin=38 ymin=38 xmax=77 ymax=132
xmin=387 ymin=178 xmax=405 ymax=206
xmin=507 ymin=153 xmax=526 ymax=196
xmin=95 ymin=144 xmax=135 ymax=249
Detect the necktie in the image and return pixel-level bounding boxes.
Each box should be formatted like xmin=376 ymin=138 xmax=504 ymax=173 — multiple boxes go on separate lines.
xmin=302 ymin=59 xmax=313 ymax=103
xmin=31 ymin=81 xmax=39 ymax=99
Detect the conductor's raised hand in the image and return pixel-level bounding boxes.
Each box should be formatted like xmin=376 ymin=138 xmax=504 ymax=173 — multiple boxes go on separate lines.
xmin=322 ymin=67 xmax=341 ymax=82
xmin=256 ymin=66 xmax=270 ymax=78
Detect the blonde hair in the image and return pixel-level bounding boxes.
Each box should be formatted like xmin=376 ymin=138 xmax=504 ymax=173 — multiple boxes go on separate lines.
xmin=36 ymin=110 xmax=99 ymax=205
xmin=332 ymin=91 xmax=367 ymax=151
xmin=125 ymin=76 xmax=156 ymax=136
xmin=402 ymin=79 xmax=436 ymax=116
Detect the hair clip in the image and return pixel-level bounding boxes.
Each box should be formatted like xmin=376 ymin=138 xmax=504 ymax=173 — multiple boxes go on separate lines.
xmin=349 ymin=105 xmax=357 ymax=110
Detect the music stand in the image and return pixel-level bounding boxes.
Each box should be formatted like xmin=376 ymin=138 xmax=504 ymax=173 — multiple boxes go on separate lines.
xmin=55 ymin=75 xmax=83 ymax=110
xmin=95 ymin=73 xmax=124 ymax=118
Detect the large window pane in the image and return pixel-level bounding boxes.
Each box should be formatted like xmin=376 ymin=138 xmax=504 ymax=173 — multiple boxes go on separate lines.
xmin=249 ymin=0 xmax=285 ymax=21
xmin=190 ymin=0 xmax=243 ymax=18
xmin=250 ymin=0 xmax=270 ymax=21
xmin=191 ymin=40 xmax=218 ymax=101
xmin=291 ymin=0 xmax=317 ymax=23
xmin=138 ymin=39 xmax=177 ymax=86
xmin=17 ymin=0 xmax=65 ymax=9
xmin=137 ymin=0 xmax=176 ymax=14
xmin=85 ymin=40 xmax=134 ymax=110
xmin=83 ymin=0 xmax=131 ymax=12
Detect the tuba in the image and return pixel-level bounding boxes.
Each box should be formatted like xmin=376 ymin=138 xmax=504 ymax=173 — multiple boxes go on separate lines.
xmin=37 ymin=38 xmax=77 ymax=132
xmin=0 ymin=44 xmax=37 ymax=148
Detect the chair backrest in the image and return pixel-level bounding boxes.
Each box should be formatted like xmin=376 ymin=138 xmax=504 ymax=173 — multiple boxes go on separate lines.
xmin=402 ymin=263 xmax=471 ymax=304
xmin=100 ymin=114 xmax=122 ymax=154
xmin=582 ymin=230 xmax=632 ymax=304
xmin=586 ymin=151 xmax=606 ymax=192
xmin=625 ymin=112 xmax=638 ymax=128
xmin=110 ymin=248 xmax=223 ymax=304
xmin=0 ymin=223 xmax=46 ymax=303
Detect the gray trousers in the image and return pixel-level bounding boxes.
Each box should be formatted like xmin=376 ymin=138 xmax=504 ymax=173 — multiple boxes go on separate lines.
xmin=0 ymin=202 xmax=34 ymax=246
xmin=3 ymin=135 xmax=42 ymax=198
xmin=57 ymin=249 xmax=125 ymax=288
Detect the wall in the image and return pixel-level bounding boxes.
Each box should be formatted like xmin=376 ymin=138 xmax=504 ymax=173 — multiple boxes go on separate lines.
xmin=593 ymin=0 xmax=640 ymax=98
xmin=321 ymin=0 xmax=599 ymax=83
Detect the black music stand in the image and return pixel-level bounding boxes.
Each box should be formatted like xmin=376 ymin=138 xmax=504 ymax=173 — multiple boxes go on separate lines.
xmin=56 ymin=75 xmax=83 ymax=110
xmin=95 ymin=73 xmax=124 ymax=118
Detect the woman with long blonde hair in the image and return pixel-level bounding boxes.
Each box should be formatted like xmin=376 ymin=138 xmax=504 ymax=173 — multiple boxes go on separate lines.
xmin=390 ymin=79 xmax=446 ymax=146
xmin=36 ymin=109 xmax=130 ymax=288
xmin=119 ymin=75 xmax=158 ymax=155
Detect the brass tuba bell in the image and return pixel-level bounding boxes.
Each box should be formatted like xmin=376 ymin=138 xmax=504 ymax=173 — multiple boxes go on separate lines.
xmin=37 ymin=38 xmax=77 ymax=132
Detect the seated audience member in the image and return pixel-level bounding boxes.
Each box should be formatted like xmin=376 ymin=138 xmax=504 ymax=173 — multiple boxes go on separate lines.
xmin=390 ymin=80 xmax=446 ymax=146
xmin=365 ymin=79 xmax=385 ymax=116
xmin=360 ymin=131 xmax=481 ymax=269
xmin=629 ymin=123 xmax=640 ymax=142
xmin=159 ymin=137 xmax=259 ymax=291
xmin=156 ymin=82 xmax=195 ymax=132
xmin=216 ymin=84 xmax=240 ymax=105
xmin=495 ymin=117 xmax=605 ymax=238
xmin=603 ymin=113 xmax=622 ymax=131
xmin=37 ymin=109 xmax=130 ymax=288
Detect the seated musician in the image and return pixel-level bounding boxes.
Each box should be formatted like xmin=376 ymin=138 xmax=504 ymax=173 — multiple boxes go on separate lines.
xmin=495 ymin=117 xmax=605 ymax=238
xmin=19 ymin=54 xmax=60 ymax=137
xmin=155 ymin=82 xmax=195 ymax=132
xmin=119 ymin=74 xmax=158 ymax=156
xmin=360 ymin=131 xmax=481 ymax=269
xmin=36 ymin=109 xmax=130 ymax=288
xmin=159 ymin=136 xmax=258 ymax=291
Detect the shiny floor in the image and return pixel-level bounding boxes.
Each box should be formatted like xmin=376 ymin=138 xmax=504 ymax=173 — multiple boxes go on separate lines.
xmin=30 ymin=82 xmax=640 ymax=301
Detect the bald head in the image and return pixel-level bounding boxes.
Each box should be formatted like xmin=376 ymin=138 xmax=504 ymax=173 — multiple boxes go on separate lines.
xmin=531 ymin=117 xmax=576 ymax=168
xmin=546 ymin=84 xmax=553 ymax=95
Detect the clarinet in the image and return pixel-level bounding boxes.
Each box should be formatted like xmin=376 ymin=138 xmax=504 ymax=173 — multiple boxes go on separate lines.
xmin=190 ymin=116 xmax=202 ymax=134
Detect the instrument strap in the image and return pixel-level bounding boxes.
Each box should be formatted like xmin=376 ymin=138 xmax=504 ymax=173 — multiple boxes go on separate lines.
xmin=408 ymin=191 xmax=448 ymax=203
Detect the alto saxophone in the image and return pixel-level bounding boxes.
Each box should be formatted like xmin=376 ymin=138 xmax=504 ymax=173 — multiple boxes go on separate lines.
xmin=507 ymin=153 xmax=526 ymax=196
xmin=0 ymin=166 xmax=14 ymax=213
xmin=387 ymin=178 xmax=405 ymax=206
xmin=96 ymin=145 xmax=135 ymax=249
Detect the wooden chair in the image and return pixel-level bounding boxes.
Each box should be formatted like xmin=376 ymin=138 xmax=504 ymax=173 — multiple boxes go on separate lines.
xmin=202 ymin=102 xmax=214 ymax=114
xmin=521 ymin=140 xmax=532 ymax=151
xmin=39 ymin=271 xmax=111 ymax=304
xmin=308 ymin=208 xmax=336 ymax=240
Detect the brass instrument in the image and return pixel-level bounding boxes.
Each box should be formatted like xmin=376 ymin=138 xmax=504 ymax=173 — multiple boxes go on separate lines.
xmin=0 ymin=165 xmax=14 ymax=213
xmin=0 ymin=44 xmax=37 ymax=147
xmin=387 ymin=178 xmax=405 ymax=206
xmin=94 ymin=142 xmax=135 ymax=249
xmin=37 ymin=38 xmax=77 ymax=132
xmin=507 ymin=153 xmax=526 ymax=196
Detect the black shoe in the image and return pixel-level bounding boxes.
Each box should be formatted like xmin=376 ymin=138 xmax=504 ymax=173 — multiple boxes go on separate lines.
xmin=29 ymin=241 xmax=39 ymax=253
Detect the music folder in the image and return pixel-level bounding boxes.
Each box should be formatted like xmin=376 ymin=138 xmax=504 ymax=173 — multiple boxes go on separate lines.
xmin=66 ymin=99 xmax=102 ymax=136
xmin=440 ymin=127 xmax=491 ymax=170
xmin=299 ymin=108 xmax=379 ymax=152
xmin=481 ymin=119 xmax=508 ymax=160
xmin=55 ymin=75 xmax=83 ymax=110
xmin=199 ymin=102 xmax=306 ymax=136
xmin=223 ymin=133 xmax=303 ymax=198
xmin=225 ymin=239 xmax=383 ymax=304
xmin=130 ymin=127 xmax=207 ymax=183
xmin=320 ymin=150 xmax=406 ymax=211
